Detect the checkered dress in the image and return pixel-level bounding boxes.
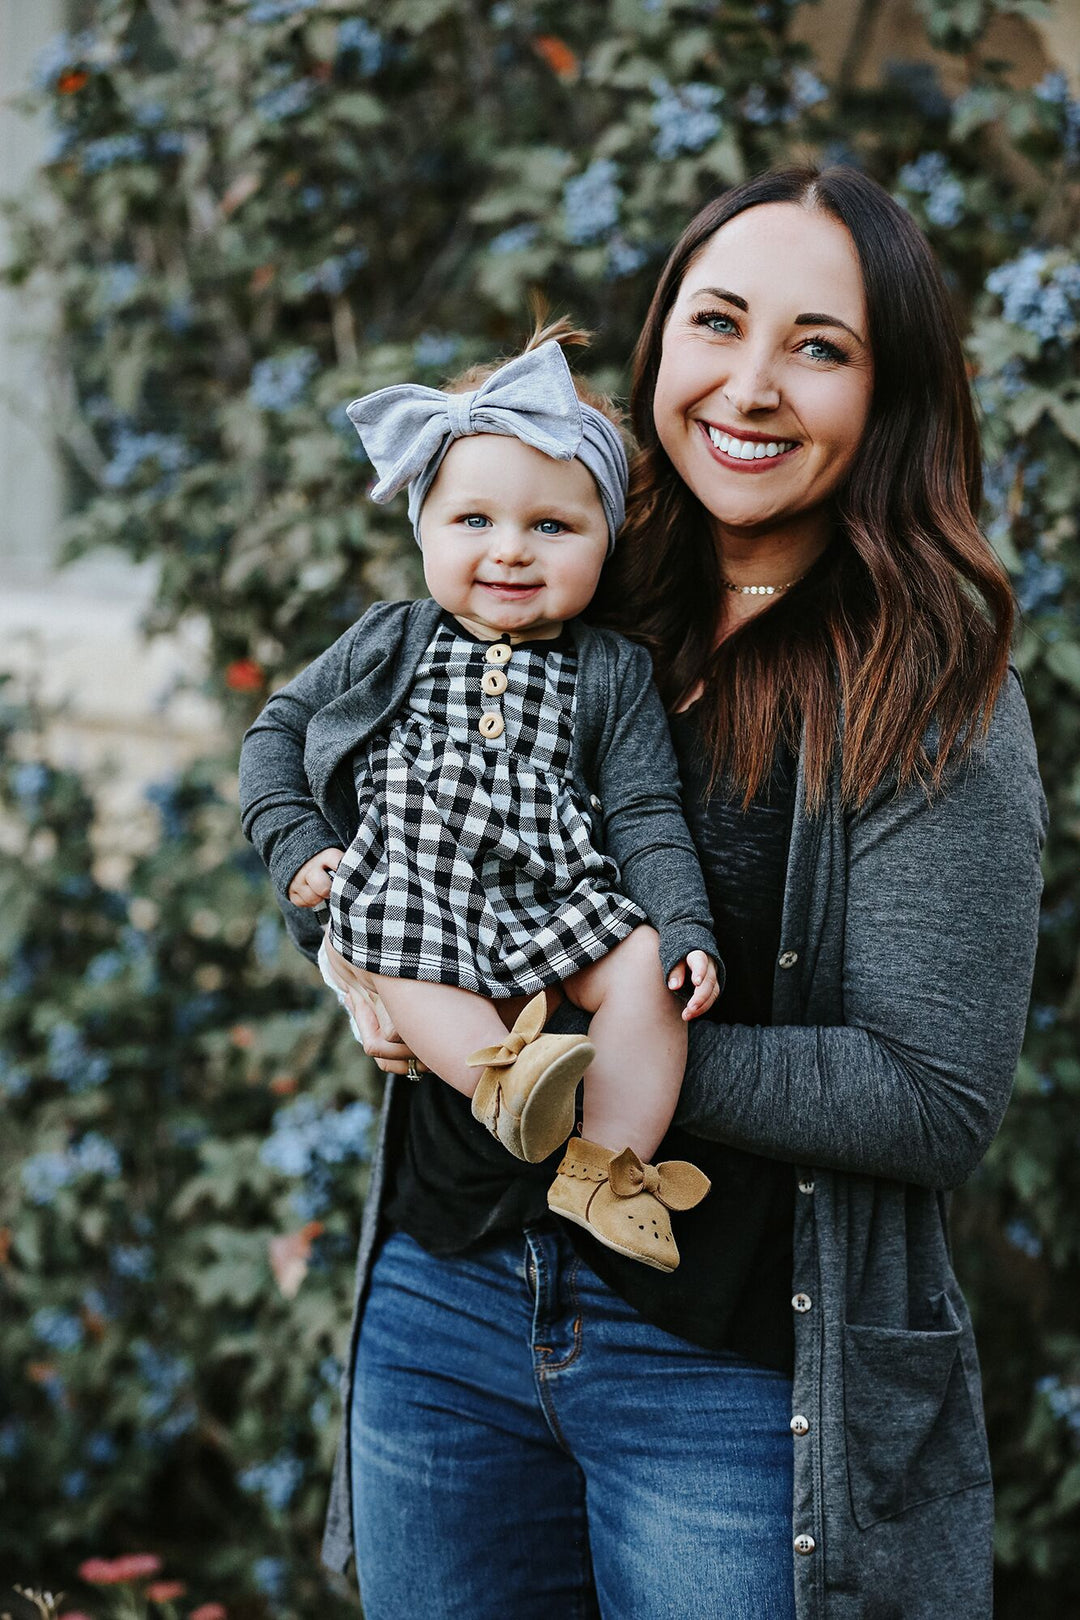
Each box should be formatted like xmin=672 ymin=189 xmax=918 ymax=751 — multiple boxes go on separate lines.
xmin=327 ymin=617 xmax=645 ymax=997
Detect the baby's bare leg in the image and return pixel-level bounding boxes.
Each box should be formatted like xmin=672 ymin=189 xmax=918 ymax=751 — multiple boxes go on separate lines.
xmin=368 ymin=976 xmax=555 ymax=1097
xmin=564 ymin=927 xmax=686 ymax=1162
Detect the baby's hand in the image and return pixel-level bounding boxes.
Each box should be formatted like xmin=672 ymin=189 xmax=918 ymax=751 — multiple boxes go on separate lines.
xmin=667 ymin=951 xmax=720 ymax=1020
xmin=288 ymin=847 xmax=345 ymax=907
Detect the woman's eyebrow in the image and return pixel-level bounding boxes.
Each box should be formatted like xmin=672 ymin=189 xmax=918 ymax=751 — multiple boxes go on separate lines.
xmin=691 ymin=285 xmax=866 ymax=347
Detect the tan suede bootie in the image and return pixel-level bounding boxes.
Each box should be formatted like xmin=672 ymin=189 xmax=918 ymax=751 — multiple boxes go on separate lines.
xmin=547 ymin=1138 xmax=711 ymax=1272
xmin=466 ymin=991 xmax=595 ymax=1163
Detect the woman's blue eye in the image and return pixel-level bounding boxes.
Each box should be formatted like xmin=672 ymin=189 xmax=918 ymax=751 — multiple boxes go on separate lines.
xmin=693 ymin=311 xmax=736 ymax=335
xmin=802 ymin=336 xmax=847 ymax=363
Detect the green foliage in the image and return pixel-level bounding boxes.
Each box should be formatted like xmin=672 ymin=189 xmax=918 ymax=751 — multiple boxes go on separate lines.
xmin=1 ymin=0 xmax=1078 ymax=1611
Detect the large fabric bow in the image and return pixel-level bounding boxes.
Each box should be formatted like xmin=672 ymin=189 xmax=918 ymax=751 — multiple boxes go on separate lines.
xmin=345 ymin=340 xmax=627 ymax=551
xmin=607 ymin=1147 xmax=711 ymax=1212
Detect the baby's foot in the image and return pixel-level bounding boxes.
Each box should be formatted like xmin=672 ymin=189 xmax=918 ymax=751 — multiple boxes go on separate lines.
xmin=547 ymin=1139 xmax=710 ymax=1271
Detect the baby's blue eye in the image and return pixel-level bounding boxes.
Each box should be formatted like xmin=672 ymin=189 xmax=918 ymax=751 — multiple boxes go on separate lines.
xmin=462 ymin=514 xmax=490 ymax=527
xmin=536 ymin=519 xmax=567 ymax=535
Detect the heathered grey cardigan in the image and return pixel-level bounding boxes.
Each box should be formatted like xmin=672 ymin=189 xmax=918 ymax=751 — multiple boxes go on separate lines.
xmin=242 ymin=601 xmax=1046 ymax=1617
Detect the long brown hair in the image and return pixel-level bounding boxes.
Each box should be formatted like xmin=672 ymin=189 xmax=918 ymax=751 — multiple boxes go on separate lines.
xmin=591 ymin=165 xmax=1014 ymax=811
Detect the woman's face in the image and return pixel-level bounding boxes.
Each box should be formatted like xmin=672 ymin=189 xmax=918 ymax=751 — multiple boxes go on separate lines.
xmin=653 ymin=202 xmax=874 ymax=544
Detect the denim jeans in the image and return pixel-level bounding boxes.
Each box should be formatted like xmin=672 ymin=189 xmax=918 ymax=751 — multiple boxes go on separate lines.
xmin=350 ymin=1222 xmax=796 ymax=1619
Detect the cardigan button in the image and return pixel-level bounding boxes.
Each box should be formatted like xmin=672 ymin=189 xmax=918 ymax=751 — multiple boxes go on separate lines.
xmin=485 ymin=643 xmax=513 ymax=665
xmin=778 ymin=949 xmax=799 ymax=969
xmin=798 ymin=1177 xmax=815 ymax=1195
xmin=792 ymin=1292 xmax=812 ymax=1313
xmin=794 ymin=1533 xmax=816 ymax=1556
xmin=790 ymin=1414 xmax=810 ymax=1436
xmin=482 ymin=668 xmax=509 ymax=696
xmin=479 ymin=712 xmax=505 ymax=740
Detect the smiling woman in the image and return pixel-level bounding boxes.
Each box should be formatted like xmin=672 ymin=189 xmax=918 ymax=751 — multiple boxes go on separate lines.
xmin=598 ymin=167 xmax=1013 ymax=812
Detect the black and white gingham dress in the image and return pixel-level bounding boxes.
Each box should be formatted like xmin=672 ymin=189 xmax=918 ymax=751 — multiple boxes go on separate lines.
xmin=327 ymin=616 xmax=645 ymax=997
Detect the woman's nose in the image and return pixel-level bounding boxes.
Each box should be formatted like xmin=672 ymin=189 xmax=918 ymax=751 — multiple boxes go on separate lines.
xmin=721 ymin=349 xmax=782 ymax=416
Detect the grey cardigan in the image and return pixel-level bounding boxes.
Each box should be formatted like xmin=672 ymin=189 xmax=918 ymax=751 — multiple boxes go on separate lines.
xmin=239 ymin=596 xmax=718 ymax=976
xmin=244 ymin=604 xmax=1046 ymax=1618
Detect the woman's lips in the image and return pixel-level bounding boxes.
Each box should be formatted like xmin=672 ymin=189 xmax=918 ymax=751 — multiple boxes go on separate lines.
xmin=697 ymin=420 xmax=801 ymax=472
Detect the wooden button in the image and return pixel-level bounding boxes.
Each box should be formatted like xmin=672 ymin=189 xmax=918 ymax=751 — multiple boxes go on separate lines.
xmin=478 ymin=712 xmax=505 ymax=739
xmin=482 ymin=668 xmax=509 ymax=696
xmin=485 ymin=643 xmax=512 ymax=665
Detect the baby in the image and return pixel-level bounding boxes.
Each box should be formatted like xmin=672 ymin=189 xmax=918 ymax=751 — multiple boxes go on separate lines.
xmin=240 ymin=322 xmax=720 ymax=1270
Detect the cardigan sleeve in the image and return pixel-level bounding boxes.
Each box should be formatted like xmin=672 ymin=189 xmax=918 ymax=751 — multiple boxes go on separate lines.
xmin=239 ymin=618 xmax=365 ymax=900
xmin=594 ymin=639 xmax=721 ymax=979
xmin=672 ymin=672 xmax=1047 ymax=1190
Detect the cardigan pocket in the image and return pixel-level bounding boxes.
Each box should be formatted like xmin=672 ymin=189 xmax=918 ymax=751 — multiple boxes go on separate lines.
xmin=842 ymin=1291 xmax=990 ymax=1529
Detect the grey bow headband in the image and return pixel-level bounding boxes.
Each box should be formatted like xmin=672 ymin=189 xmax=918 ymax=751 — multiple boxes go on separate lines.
xmin=345 ymin=340 xmax=628 ymax=554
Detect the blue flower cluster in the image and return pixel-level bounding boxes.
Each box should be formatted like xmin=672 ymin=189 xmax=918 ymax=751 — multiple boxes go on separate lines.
xmin=562 ymin=160 xmax=621 ymax=246
xmin=259 ymin=1094 xmax=373 ymax=1179
xmin=338 ymin=17 xmax=386 ymax=76
xmin=295 ymin=247 xmax=368 ymax=297
xmin=86 ymin=1430 xmax=120 ymax=1464
xmin=413 ymin=332 xmax=462 ymax=370
xmin=62 ymin=1468 xmax=89 ymax=1499
xmin=102 ymin=430 xmax=189 ymax=491
xmin=111 ymin=1242 xmax=154 ymax=1280
xmin=649 ymin=79 xmax=724 ymax=160
xmin=240 ymin=1449 xmax=305 ymax=1512
xmin=21 ymin=1131 xmax=122 ymax=1205
xmin=986 ymin=248 xmax=1080 ymax=346
xmin=1005 ymin=1217 xmax=1043 ymax=1259
xmin=1036 ymin=1374 xmax=1080 ymax=1435
xmin=606 ymin=235 xmax=649 ymax=280
xmin=740 ymin=85 xmax=777 ymax=127
xmin=248 ymin=0 xmax=316 ymax=20
xmin=47 ymin=1021 xmax=110 ymax=1092
xmin=256 ymin=78 xmax=315 ymax=123
xmin=133 ymin=1340 xmax=196 ymax=1442
xmin=0 ymin=1054 xmax=31 ymax=1098
xmin=896 ymin=151 xmax=966 ymax=228
xmin=81 ymin=133 xmax=143 ymax=174
xmin=489 ymin=223 xmax=539 ymax=256
xmin=253 ymin=1557 xmax=288 ymax=1601
xmin=249 ymin=348 xmax=319 ymax=411
xmin=11 ymin=760 xmax=49 ymax=806
xmin=1017 ymin=552 xmax=1065 ymax=616
xmin=32 ymin=1306 xmax=84 ymax=1351
xmin=788 ymin=67 xmax=828 ymax=113
xmin=0 ymin=1419 xmax=26 ymax=1459
xmin=99 ymin=262 xmax=143 ymax=309
xmin=1035 ymin=71 xmax=1080 ymax=161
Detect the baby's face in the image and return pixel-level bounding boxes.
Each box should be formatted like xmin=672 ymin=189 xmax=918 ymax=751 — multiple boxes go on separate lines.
xmin=418 ymin=434 xmax=610 ymax=637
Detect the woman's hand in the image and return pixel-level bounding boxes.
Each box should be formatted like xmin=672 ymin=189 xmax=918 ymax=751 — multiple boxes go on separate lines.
xmin=288 ymin=847 xmax=345 ymax=907
xmin=668 ymin=952 xmax=720 ymax=1020
xmin=319 ymin=934 xmax=428 ymax=1076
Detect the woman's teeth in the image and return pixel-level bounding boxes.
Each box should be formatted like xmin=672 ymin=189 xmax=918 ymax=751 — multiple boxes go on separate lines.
xmin=706 ymin=426 xmax=798 ymax=460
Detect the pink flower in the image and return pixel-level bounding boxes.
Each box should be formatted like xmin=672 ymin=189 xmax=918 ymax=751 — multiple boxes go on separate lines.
xmin=148 ymin=1581 xmax=187 ymax=1602
xmin=79 ymin=1553 xmax=163 ymax=1584
xmin=190 ymin=1605 xmax=228 ymax=1620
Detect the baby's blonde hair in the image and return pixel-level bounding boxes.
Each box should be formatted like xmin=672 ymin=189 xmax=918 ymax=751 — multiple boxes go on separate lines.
xmin=443 ymin=307 xmax=629 ymax=445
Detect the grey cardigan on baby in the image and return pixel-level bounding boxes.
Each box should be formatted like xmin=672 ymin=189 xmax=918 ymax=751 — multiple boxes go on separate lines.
xmin=239 ymin=595 xmax=718 ymax=974
xmin=242 ymin=601 xmax=1046 ymax=1619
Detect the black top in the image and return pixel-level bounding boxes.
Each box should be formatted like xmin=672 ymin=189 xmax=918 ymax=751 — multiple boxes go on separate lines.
xmin=382 ymin=704 xmax=797 ymax=1373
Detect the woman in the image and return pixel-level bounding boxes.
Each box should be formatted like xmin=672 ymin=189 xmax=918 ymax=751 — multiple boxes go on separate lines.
xmin=313 ymin=166 xmax=1046 ymax=1617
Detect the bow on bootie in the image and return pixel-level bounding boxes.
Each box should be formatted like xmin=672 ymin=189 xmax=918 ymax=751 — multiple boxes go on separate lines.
xmin=606 ymin=1146 xmax=712 ymax=1210
xmin=466 ymin=992 xmax=549 ymax=1071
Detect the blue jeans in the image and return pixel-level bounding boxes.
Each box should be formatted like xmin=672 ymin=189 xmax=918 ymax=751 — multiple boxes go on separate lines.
xmin=350 ymin=1222 xmax=796 ymax=1619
